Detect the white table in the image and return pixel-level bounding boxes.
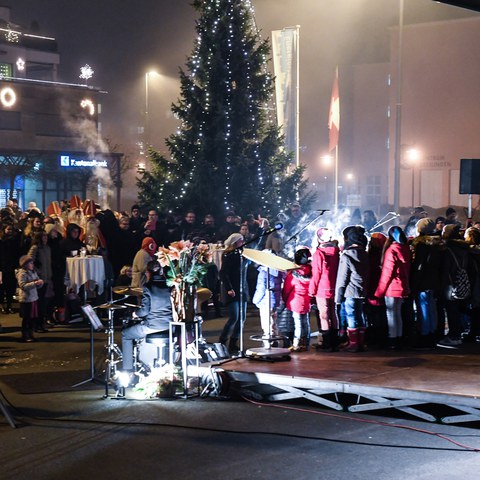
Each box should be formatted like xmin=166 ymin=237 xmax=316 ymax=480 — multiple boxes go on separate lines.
xmin=66 ymin=255 xmax=106 ymax=295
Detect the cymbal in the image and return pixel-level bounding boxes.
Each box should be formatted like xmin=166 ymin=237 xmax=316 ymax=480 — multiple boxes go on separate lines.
xmin=112 ymin=286 xmax=143 ymax=296
xmin=96 ymin=303 xmax=127 ymax=310
xmin=242 ymin=248 xmax=299 ymax=272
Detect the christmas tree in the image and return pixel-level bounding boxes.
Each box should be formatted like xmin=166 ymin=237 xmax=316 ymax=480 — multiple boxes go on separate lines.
xmin=137 ymin=0 xmax=309 ymax=218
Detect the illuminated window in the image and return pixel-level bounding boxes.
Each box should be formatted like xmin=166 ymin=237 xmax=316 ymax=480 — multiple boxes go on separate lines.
xmin=0 ymin=63 xmax=13 ymax=78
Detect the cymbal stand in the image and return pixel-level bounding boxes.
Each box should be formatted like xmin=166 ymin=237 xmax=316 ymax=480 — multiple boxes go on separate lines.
xmin=284 ymin=210 xmax=329 ymax=250
xmin=103 ymin=306 xmax=123 ymax=398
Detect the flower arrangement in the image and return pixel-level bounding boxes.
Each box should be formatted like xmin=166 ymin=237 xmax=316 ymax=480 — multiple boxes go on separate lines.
xmin=132 ymin=364 xmax=183 ymax=399
xmin=156 ymin=240 xmax=213 ymax=322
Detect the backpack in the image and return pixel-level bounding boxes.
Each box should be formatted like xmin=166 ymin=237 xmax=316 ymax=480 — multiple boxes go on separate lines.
xmin=445 ymin=249 xmax=471 ymax=301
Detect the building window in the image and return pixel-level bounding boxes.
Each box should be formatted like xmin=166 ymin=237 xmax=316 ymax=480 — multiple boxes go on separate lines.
xmin=366 ymin=175 xmax=381 ymax=206
xmin=0 ymin=63 xmax=13 ymax=77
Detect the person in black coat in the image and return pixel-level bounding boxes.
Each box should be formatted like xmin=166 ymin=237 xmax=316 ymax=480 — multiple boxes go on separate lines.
xmin=121 ymin=261 xmax=173 ymax=372
xmin=0 ymin=223 xmax=21 ymax=314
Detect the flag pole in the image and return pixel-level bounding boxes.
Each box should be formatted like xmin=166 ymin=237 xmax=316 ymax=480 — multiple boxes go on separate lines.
xmin=295 ymin=25 xmax=300 ymax=168
xmin=334 ymin=144 xmax=339 ymax=213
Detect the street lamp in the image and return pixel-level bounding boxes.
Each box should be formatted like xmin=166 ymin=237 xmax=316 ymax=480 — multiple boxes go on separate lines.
xmin=405 ymin=148 xmax=420 ymax=207
xmin=145 ymin=70 xmax=160 ymax=148
xmin=321 ymin=154 xmax=336 ymax=206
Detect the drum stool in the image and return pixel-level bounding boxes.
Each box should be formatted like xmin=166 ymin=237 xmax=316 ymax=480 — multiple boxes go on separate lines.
xmin=144 ymin=330 xmax=170 ymax=368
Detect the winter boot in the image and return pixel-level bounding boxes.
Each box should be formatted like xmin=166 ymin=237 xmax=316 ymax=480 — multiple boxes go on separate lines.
xmin=357 ymin=327 xmax=367 ymax=352
xmin=341 ymin=328 xmax=360 ymax=352
xmin=316 ymin=330 xmax=336 ymax=352
xmin=228 ymin=338 xmax=240 ymax=354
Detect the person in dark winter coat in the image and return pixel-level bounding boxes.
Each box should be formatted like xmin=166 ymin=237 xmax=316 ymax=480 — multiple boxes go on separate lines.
xmin=121 ymin=261 xmax=173 ymax=372
xmin=218 ymin=233 xmax=248 ymax=353
xmin=0 ymin=223 xmax=21 ymax=314
xmin=59 ymin=223 xmax=85 ymax=258
xmin=410 ymin=218 xmax=444 ymax=348
xmin=335 ymin=225 xmax=369 ymax=352
xmin=437 ymin=223 xmax=472 ymax=348
xmin=374 ymin=226 xmax=411 ymax=350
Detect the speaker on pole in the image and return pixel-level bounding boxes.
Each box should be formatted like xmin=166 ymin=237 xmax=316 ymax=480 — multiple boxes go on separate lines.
xmin=459 ymin=159 xmax=480 ymax=194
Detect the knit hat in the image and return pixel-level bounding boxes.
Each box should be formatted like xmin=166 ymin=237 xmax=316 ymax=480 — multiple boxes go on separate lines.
xmin=343 ymin=225 xmax=367 ymax=248
xmin=316 ymin=227 xmax=332 ymax=243
xmin=294 ymin=246 xmax=311 ymax=265
xmin=19 ymin=255 xmax=34 ymax=267
xmin=141 ymin=237 xmax=158 ymax=254
xmin=44 ymin=223 xmax=58 ymax=236
xmin=224 ymin=232 xmax=244 ymax=248
xmin=415 ymin=218 xmax=435 ymax=235
xmin=442 ymin=223 xmax=461 ymax=240
xmin=369 ymin=232 xmax=387 ymax=250
xmin=388 ymin=225 xmax=407 ymax=244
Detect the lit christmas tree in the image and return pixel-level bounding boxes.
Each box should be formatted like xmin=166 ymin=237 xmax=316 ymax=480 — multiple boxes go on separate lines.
xmin=137 ymin=0 xmax=309 ymax=218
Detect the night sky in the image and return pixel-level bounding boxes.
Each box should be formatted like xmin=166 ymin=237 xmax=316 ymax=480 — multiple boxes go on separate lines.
xmin=3 ymin=0 xmax=477 ymax=164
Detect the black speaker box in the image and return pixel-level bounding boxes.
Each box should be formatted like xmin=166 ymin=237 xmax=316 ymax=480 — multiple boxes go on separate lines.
xmin=459 ymin=159 xmax=480 ymax=194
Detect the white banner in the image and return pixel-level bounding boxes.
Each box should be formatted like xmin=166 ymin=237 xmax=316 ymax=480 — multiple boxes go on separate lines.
xmin=272 ymin=27 xmax=299 ymax=162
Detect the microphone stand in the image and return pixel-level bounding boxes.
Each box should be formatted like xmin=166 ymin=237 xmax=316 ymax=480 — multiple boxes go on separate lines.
xmin=234 ymin=226 xmax=283 ymax=356
xmin=368 ymin=212 xmax=400 ymax=233
xmin=284 ymin=210 xmax=329 ymax=250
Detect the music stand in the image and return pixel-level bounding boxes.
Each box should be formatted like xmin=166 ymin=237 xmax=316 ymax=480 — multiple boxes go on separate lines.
xmin=242 ymin=248 xmax=298 ymax=360
xmin=72 ymin=304 xmax=105 ymax=388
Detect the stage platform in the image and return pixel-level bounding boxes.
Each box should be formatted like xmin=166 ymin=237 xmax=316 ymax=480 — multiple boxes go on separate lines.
xmin=200 ymin=345 xmax=480 ymax=425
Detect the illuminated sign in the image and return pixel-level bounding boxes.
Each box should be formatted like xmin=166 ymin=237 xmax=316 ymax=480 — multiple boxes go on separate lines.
xmin=0 ymin=87 xmax=16 ymax=107
xmin=59 ymin=155 xmax=107 ymax=168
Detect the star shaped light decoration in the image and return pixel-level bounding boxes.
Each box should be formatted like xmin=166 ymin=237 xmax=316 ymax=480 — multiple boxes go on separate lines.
xmin=16 ymin=57 xmax=25 ymax=71
xmin=79 ymin=64 xmax=94 ymax=82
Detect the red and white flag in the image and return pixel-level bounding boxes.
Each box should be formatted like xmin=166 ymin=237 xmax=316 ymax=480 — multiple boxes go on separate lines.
xmin=328 ymin=67 xmax=340 ymax=152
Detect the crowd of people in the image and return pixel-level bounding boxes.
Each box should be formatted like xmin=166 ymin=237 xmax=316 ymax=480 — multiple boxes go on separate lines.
xmin=1 ymin=197 xmax=480 ymax=358
xmin=220 ymin=204 xmax=480 ymax=354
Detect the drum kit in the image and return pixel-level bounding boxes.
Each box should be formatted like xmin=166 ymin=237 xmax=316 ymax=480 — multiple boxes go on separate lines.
xmin=91 ymin=285 xmax=210 ymax=398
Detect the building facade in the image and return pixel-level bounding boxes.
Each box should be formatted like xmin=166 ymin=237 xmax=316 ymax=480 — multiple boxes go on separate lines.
xmin=0 ymin=6 xmax=123 ymax=212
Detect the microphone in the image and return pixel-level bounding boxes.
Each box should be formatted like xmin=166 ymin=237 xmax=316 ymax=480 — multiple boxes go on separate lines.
xmin=315 ymin=209 xmax=330 ymax=213
xmin=264 ymin=222 xmax=283 ymax=234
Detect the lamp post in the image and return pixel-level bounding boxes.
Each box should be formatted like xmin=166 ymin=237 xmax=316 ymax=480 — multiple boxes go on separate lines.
xmin=145 ymin=70 xmax=160 ymax=149
xmin=405 ymin=148 xmax=420 ymax=207
xmin=321 ymin=154 xmax=334 ymax=206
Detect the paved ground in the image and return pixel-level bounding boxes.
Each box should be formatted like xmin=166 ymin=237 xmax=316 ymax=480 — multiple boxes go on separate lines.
xmin=1 ymin=306 xmax=480 ymax=479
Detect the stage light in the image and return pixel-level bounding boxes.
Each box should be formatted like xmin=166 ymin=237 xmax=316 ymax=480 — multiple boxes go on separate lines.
xmin=116 ymin=370 xmax=131 ymax=388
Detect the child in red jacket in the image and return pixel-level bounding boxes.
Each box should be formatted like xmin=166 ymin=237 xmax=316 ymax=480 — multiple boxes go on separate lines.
xmin=282 ymin=247 xmax=312 ymax=351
